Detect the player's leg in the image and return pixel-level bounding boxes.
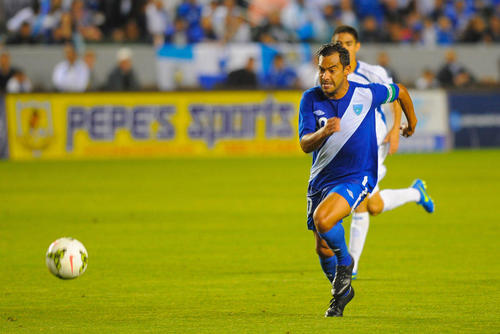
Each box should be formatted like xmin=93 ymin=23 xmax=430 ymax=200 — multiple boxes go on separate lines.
xmin=348 ymin=126 xmax=388 ymax=279
xmin=374 ymin=179 xmax=435 ymax=214
xmin=314 ymin=231 xmax=337 ymax=283
xmin=314 ymin=188 xmax=362 ymax=317
xmin=314 ymin=229 xmax=354 ymax=317
xmin=349 ymin=198 xmax=370 ymax=279
xmin=313 ymin=192 xmax=352 ymax=269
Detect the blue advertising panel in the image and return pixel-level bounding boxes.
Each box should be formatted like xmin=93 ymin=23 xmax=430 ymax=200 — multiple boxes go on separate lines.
xmin=448 ymin=91 xmax=500 ymax=148
xmin=0 ymin=95 xmax=8 ymax=159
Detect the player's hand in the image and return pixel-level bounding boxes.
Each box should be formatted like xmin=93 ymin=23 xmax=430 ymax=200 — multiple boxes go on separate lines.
xmin=322 ymin=117 xmax=341 ymax=137
xmin=400 ymin=122 xmax=415 ymax=137
xmin=383 ymin=128 xmax=400 ymax=154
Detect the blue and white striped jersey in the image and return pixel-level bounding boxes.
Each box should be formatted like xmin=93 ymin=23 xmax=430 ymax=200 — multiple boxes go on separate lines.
xmin=299 ymin=81 xmax=399 ymax=193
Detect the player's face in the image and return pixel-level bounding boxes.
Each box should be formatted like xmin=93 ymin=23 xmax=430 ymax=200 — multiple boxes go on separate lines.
xmin=318 ymin=53 xmax=350 ymax=98
xmin=332 ymin=33 xmax=360 ymax=67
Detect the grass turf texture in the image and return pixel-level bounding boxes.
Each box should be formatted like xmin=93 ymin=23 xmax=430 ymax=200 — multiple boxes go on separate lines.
xmin=0 ymin=150 xmax=499 ymax=333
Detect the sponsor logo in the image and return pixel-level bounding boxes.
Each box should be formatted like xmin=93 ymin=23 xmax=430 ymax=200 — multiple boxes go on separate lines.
xmin=188 ymin=98 xmax=294 ymax=148
xmin=66 ymin=105 xmax=176 ymax=151
xmin=313 ymin=109 xmax=325 ymax=116
xmin=15 ymin=101 xmax=54 ymax=152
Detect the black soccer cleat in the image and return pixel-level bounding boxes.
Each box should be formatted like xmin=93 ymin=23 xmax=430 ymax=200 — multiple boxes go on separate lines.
xmin=331 ymin=255 xmax=354 ymax=297
xmin=325 ymin=286 xmax=355 ymax=317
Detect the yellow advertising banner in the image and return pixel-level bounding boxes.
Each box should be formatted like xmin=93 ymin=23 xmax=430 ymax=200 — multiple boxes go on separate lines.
xmin=5 ymin=91 xmax=303 ymax=160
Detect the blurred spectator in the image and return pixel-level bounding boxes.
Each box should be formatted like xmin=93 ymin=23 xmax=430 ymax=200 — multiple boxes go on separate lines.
xmin=124 ymin=19 xmax=145 ymax=43
xmin=226 ymin=57 xmax=258 ymax=89
xmin=461 ymin=15 xmax=487 ymax=42
xmin=281 ymin=0 xmax=327 ymax=42
xmin=485 ymin=16 xmax=500 ymax=42
xmin=212 ymin=0 xmax=243 ymax=41
xmin=177 ymin=0 xmax=204 ymax=43
xmin=106 ymin=48 xmax=140 ymax=91
xmin=354 ymin=0 xmax=384 ymax=23
xmin=224 ymin=12 xmax=252 ymax=43
xmin=165 ymin=17 xmax=189 ymax=45
xmin=377 ymin=51 xmax=399 ymax=83
xmin=436 ymin=49 xmax=474 ymax=87
xmin=100 ymin=0 xmax=146 ymax=37
xmin=6 ymin=21 xmax=38 ymax=44
xmin=445 ymin=0 xmax=473 ymax=35
xmin=254 ymin=11 xmax=293 ymax=43
xmin=382 ymin=0 xmax=406 ymax=24
xmin=360 ymin=16 xmax=388 ymax=43
xmin=6 ymin=69 xmax=33 ymax=93
xmin=71 ymin=0 xmax=103 ymax=42
xmin=429 ymin=0 xmax=446 ymax=21
xmin=420 ymin=17 xmax=437 ymax=46
xmin=52 ymin=12 xmax=74 ymax=44
xmin=6 ymin=2 xmax=37 ymax=34
xmin=145 ymin=0 xmax=169 ymax=46
xmin=52 ymin=43 xmax=89 ymax=92
xmin=322 ymin=4 xmax=338 ymax=38
xmin=200 ymin=16 xmax=217 ymax=41
xmin=83 ymin=49 xmax=98 ymax=90
xmin=415 ymin=68 xmax=439 ymax=90
xmin=261 ymin=53 xmax=298 ymax=89
xmin=436 ymin=16 xmax=455 ymax=45
xmin=0 ymin=51 xmax=17 ymax=93
xmin=338 ymin=0 xmax=358 ymax=29
xmin=247 ymin=0 xmax=288 ymax=25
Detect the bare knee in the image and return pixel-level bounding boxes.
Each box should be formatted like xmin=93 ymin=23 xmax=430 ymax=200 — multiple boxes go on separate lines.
xmin=367 ymin=196 xmax=384 ymax=216
xmin=313 ymin=209 xmax=334 ymax=233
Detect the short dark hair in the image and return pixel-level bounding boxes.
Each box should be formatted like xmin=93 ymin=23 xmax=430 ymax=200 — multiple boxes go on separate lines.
xmin=333 ymin=25 xmax=359 ymax=42
xmin=316 ymin=43 xmax=350 ymax=68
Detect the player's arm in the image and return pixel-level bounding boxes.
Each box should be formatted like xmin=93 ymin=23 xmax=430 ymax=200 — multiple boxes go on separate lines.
xmin=384 ymin=101 xmax=403 ymax=154
xmin=395 ymin=83 xmax=417 ymax=137
xmin=300 ymin=117 xmax=340 ymax=153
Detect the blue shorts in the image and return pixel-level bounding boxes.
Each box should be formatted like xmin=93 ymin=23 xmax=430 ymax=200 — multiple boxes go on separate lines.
xmin=306 ymin=181 xmax=370 ymax=231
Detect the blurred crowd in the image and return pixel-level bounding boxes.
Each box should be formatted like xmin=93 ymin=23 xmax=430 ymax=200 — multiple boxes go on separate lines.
xmin=0 ymin=0 xmax=499 ymax=46
xmin=0 ymin=44 xmax=486 ymax=93
xmin=0 ymin=0 xmax=498 ymax=93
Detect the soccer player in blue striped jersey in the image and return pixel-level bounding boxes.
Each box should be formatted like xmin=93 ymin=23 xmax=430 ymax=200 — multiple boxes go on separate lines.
xmin=299 ymin=43 xmax=417 ymax=317
xmin=331 ymin=26 xmax=435 ymax=280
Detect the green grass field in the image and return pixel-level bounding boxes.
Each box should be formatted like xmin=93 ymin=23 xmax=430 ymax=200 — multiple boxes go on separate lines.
xmin=1 ymin=151 xmax=499 ymax=333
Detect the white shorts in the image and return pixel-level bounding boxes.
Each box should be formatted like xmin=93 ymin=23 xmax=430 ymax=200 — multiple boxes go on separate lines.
xmin=370 ymin=111 xmax=389 ymax=196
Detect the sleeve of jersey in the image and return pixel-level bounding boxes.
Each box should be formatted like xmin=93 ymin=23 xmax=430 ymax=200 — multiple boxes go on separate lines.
xmin=371 ymin=83 xmax=400 ymax=106
xmin=298 ymin=91 xmax=317 ymax=140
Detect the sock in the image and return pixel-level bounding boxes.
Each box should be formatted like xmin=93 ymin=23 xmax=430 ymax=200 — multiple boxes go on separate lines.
xmin=349 ymin=212 xmax=369 ymax=274
xmin=319 ymin=256 xmax=337 ymax=283
xmin=319 ymin=222 xmax=352 ymax=266
xmin=380 ymin=188 xmax=420 ymax=212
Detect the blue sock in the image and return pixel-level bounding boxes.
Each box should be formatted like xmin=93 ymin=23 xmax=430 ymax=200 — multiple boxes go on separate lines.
xmin=319 ymin=256 xmax=337 ymax=283
xmin=319 ymin=222 xmax=352 ymax=266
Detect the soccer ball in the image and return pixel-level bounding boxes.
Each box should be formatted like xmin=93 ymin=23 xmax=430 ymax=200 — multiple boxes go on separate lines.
xmin=46 ymin=237 xmax=88 ymax=279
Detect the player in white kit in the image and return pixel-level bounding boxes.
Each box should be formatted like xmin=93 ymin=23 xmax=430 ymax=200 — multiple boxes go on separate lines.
xmin=330 ymin=26 xmax=435 ymax=279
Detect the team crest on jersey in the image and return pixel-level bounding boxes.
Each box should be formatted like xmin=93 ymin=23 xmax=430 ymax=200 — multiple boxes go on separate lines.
xmin=353 ymin=104 xmax=363 ymax=115
xmin=313 ymin=109 xmax=325 ymax=116
xmin=15 ymin=101 xmax=54 ymax=153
